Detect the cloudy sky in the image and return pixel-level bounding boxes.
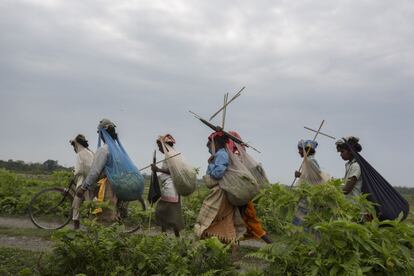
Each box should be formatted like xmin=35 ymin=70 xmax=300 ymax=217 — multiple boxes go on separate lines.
xmin=1 ymin=0 xmax=413 ymax=186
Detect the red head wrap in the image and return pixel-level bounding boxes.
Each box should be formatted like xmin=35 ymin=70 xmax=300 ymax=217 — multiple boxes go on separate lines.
xmin=226 ymin=131 xmax=246 ymax=153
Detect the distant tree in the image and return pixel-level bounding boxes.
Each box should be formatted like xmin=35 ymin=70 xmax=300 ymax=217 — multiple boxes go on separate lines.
xmin=0 ymin=159 xmax=70 ymax=174
xmin=43 ymin=160 xmax=59 ymax=172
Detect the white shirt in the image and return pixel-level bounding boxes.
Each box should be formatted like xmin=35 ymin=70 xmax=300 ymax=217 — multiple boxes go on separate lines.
xmin=74 ymin=147 xmax=94 ymax=188
xmin=344 ymin=159 xmax=363 ymax=197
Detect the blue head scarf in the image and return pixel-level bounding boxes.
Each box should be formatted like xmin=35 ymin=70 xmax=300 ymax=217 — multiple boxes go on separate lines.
xmin=298 ymin=139 xmax=318 ymax=149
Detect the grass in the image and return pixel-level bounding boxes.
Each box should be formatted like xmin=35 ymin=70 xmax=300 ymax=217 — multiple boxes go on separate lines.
xmin=0 ymin=226 xmax=53 ymax=239
xmin=0 ymin=247 xmax=41 ymax=276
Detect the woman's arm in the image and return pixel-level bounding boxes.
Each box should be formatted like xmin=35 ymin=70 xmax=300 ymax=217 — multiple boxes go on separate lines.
xmin=207 ymin=151 xmax=229 ymax=180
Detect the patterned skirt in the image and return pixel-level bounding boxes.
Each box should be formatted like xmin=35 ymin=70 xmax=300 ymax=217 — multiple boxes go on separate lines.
xmin=155 ymin=200 xmax=185 ymax=231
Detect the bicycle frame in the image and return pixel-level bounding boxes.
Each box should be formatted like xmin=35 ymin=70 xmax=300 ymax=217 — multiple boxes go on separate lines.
xmin=45 ymin=179 xmax=76 ymax=213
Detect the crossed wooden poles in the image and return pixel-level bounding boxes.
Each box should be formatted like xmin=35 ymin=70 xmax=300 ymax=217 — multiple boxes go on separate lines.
xmin=189 ymin=86 xmax=261 ymax=153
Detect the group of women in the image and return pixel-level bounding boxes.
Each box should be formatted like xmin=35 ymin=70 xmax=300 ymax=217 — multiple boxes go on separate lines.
xmin=69 ymin=118 xmax=363 ymax=253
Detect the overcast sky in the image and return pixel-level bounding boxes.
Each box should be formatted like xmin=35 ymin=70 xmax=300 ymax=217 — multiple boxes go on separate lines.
xmin=1 ymin=0 xmax=413 ymax=186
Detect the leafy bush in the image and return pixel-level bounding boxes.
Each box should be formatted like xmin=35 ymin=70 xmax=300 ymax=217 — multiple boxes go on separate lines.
xmin=41 ymin=221 xmax=237 ymax=275
xmin=0 ymin=247 xmax=41 ymax=275
xmin=255 ymin=180 xmax=375 ymax=234
xmin=249 ymin=181 xmax=414 ymax=276
xmin=250 ymin=219 xmax=414 ymax=275
xmin=181 ymin=186 xmax=209 ymax=229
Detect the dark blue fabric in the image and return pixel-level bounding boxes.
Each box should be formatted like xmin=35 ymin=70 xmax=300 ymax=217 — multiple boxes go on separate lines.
xmin=348 ymin=144 xmax=409 ymax=221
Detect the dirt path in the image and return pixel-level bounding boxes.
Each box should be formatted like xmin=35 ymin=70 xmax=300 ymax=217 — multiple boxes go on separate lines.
xmin=0 ymin=216 xmax=38 ymax=229
xmin=0 ymin=235 xmax=52 ymax=252
xmin=0 ymin=216 xmax=265 ymax=252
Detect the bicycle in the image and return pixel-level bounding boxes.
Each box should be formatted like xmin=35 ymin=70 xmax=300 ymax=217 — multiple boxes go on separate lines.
xmin=28 ymin=178 xmax=146 ymax=233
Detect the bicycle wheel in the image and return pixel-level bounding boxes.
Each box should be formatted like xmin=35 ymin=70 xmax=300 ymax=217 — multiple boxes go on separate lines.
xmin=117 ymin=197 xmax=147 ymax=233
xmin=29 ymin=187 xmax=73 ymax=230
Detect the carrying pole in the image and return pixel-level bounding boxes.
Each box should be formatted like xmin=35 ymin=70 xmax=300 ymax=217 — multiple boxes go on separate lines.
xmin=139 ymin=153 xmax=181 ymax=171
xmin=222 ymin=93 xmax=229 ymax=129
xmin=190 ymin=111 xmax=261 ymax=153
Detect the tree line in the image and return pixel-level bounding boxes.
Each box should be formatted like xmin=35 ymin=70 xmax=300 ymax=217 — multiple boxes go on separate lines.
xmin=0 ymin=159 xmax=71 ymax=174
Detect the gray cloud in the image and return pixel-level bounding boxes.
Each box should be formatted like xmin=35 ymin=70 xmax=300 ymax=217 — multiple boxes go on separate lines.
xmin=1 ymin=0 xmax=413 ymax=186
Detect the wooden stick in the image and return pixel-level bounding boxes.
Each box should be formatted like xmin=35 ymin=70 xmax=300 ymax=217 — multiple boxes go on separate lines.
xmin=190 ymin=110 xmax=261 ymax=153
xmin=139 ymin=153 xmax=181 ymax=171
xmin=222 ymin=93 xmax=228 ymax=129
xmin=209 ymin=87 xmax=245 ymax=121
xmin=290 ymin=120 xmax=325 ymax=188
xmin=304 ymin=126 xmax=336 ymax=140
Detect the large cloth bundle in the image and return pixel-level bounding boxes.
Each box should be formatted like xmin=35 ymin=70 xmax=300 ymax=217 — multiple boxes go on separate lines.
xmin=99 ymin=129 xmax=144 ymax=201
xmin=299 ymin=150 xmax=330 ymax=185
xmin=233 ymin=143 xmax=270 ymax=188
xmin=349 ymin=148 xmax=409 ymax=221
xmin=161 ymin=142 xmax=196 ymax=196
xmin=206 ymin=150 xmax=260 ymax=206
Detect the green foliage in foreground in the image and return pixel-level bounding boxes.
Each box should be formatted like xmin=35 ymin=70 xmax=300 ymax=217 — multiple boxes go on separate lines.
xmin=255 ymin=179 xmax=376 ymax=235
xmin=2 ymin=167 xmax=414 ymax=275
xmin=40 ymin=221 xmax=236 ymax=276
xmin=0 ymin=247 xmax=41 ymax=276
xmin=249 ymin=181 xmax=414 ymax=276
xmin=250 ymin=219 xmax=414 ymax=276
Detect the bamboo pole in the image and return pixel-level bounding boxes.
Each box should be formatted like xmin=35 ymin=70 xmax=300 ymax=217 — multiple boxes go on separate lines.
xmin=222 ymin=93 xmax=228 ymax=129
xmin=304 ymin=126 xmax=336 ymax=140
xmin=209 ymin=87 xmax=245 ymax=121
xmin=189 ymin=110 xmax=261 ymax=153
xmin=139 ymin=153 xmax=181 ymax=171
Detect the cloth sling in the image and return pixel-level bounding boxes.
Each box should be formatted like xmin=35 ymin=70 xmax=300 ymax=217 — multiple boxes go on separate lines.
xmin=349 ymin=147 xmax=409 ymax=221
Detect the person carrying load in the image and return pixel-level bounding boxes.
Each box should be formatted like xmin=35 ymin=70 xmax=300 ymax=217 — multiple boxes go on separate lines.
xmin=335 ymin=136 xmax=409 ymax=221
xmin=226 ymin=131 xmax=272 ymax=244
xmin=77 ymin=118 xmax=144 ymax=222
xmin=292 ymin=139 xmax=329 ymax=229
xmin=151 ymin=134 xmax=185 ymax=237
xmin=335 ymin=137 xmax=363 ymax=197
xmin=195 ymin=131 xmax=246 ymax=258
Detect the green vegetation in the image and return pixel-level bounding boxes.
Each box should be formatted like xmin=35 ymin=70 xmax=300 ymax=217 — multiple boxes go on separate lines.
xmin=0 ymin=169 xmax=72 ymax=215
xmin=250 ymin=182 xmax=414 ymax=275
xmin=0 ymin=247 xmax=41 ymax=276
xmin=2 ymin=168 xmax=414 ymax=275
xmin=40 ymin=221 xmax=236 ymax=276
